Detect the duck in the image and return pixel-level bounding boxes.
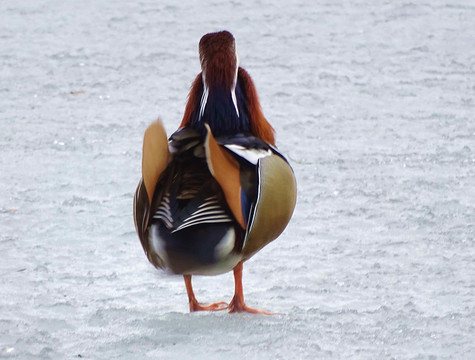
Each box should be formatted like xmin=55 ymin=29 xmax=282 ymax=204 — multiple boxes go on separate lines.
xmin=133 ymin=30 xmax=296 ymax=314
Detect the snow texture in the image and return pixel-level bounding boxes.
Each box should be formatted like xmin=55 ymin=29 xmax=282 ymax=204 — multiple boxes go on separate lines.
xmin=1 ymin=0 xmax=474 ymax=359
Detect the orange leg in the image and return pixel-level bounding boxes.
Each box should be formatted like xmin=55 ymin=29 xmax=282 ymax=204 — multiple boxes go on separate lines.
xmin=183 ymin=275 xmax=228 ymax=312
xmin=228 ymin=262 xmax=274 ymax=315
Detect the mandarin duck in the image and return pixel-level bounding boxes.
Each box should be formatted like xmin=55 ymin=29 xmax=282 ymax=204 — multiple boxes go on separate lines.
xmin=133 ymin=31 xmax=296 ymax=314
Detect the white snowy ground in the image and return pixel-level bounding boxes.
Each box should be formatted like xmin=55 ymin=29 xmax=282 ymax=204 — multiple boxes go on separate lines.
xmin=1 ymin=0 xmax=474 ymax=359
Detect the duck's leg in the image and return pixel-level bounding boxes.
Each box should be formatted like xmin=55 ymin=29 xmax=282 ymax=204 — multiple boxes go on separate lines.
xmin=228 ymin=262 xmax=274 ymax=315
xmin=183 ymin=275 xmax=228 ymax=312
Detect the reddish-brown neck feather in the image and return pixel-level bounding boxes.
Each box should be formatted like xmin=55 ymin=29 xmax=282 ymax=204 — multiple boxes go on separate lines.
xmin=180 ymin=73 xmax=203 ymax=129
xmin=238 ymin=68 xmax=275 ymax=146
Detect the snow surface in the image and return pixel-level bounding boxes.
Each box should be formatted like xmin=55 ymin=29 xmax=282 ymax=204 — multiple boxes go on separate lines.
xmin=1 ymin=0 xmax=474 ymax=359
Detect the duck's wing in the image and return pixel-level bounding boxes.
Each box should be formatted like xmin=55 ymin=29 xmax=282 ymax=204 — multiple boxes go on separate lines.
xmin=133 ymin=120 xmax=169 ymax=262
xmin=242 ymin=150 xmax=296 ymax=260
xmin=142 ymin=120 xmax=170 ymax=203
xmin=133 ymin=178 xmax=149 ymax=256
xmin=204 ymin=126 xmax=297 ymax=260
xmin=204 ymin=124 xmax=247 ymax=229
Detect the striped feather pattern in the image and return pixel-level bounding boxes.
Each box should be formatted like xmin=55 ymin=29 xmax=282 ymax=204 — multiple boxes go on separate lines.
xmin=152 ymin=167 xmax=234 ymax=234
xmin=153 ymin=193 xmax=232 ymax=232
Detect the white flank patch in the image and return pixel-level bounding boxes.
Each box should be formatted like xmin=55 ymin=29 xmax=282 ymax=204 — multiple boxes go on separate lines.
xmin=224 ymin=144 xmax=272 ymax=164
xmin=214 ymin=228 xmax=235 ymax=260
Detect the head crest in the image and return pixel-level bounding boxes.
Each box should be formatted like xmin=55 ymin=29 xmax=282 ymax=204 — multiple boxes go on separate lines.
xmin=199 ymin=31 xmax=237 ymax=90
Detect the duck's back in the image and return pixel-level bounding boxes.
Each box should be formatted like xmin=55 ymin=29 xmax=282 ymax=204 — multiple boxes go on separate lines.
xmin=146 ymin=128 xmax=245 ymax=275
xmin=134 ymin=123 xmax=296 ymax=277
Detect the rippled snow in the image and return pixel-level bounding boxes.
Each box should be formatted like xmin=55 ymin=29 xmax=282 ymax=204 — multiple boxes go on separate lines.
xmin=1 ymin=0 xmax=474 ymax=359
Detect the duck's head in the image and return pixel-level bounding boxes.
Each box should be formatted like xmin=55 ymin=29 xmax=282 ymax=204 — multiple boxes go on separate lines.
xmin=199 ymin=30 xmax=239 ymax=92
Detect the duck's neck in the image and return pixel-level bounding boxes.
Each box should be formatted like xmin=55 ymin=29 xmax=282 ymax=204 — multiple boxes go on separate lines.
xmin=190 ymin=80 xmax=250 ymax=137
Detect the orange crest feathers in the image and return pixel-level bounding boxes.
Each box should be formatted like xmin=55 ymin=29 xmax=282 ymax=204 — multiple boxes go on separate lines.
xmin=180 ymin=73 xmax=203 ymax=128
